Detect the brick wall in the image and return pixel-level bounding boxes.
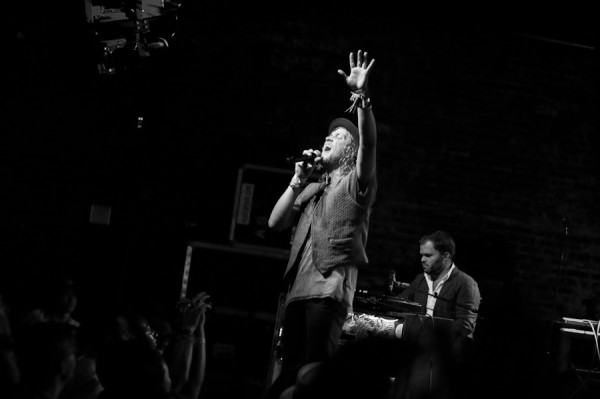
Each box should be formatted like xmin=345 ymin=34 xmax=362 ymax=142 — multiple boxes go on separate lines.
xmin=163 ymin=14 xmax=598 ymax=323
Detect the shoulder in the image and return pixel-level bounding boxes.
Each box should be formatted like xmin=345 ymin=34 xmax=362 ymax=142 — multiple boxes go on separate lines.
xmin=452 ymin=267 xmax=479 ymax=286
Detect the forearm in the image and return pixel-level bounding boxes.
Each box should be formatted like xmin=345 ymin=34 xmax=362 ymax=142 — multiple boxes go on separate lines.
xmin=356 ymin=105 xmax=377 ymax=186
xmin=167 ymin=333 xmax=195 ymax=394
xmin=185 ymin=334 xmax=206 ymax=399
xmin=358 ymin=105 xmax=376 ymax=149
xmin=0 ymin=349 xmax=20 ymax=385
xmin=455 ymin=309 xmax=478 ymax=337
xmin=0 ymin=310 xmax=19 ymax=385
xmin=268 ymin=184 xmax=301 ymax=230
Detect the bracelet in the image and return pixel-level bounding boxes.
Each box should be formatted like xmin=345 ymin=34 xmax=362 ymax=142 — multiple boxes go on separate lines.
xmin=345 ymin=90 xmax=372 ymax=113
xmin=289 ymin=176 xmax=307 ymax=190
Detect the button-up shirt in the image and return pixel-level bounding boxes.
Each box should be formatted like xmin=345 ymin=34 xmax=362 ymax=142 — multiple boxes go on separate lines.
xmin=424 ymin=264 xmax=455 ymax=316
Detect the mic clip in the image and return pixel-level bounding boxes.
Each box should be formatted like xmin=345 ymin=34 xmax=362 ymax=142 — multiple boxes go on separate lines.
xmin=389 ymin=271 xmax=410 ymax=294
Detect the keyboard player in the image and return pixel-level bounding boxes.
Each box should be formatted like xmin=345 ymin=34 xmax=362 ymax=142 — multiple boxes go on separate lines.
xmin=390 ymin=230 xmax=481 ymax=340
xmin=389 ymin=230 xmax=482 ymax=399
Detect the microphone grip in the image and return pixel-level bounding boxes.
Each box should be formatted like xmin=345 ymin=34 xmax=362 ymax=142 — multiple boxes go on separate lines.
xmin=286 ymin=154 xmax=317 ymax=164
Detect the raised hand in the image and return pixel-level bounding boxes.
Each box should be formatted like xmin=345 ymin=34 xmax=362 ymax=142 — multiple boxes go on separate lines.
xmin=190 ymin=291 xmax=211 ymax=332
xmin=337 ymin=49 xmax=375 ymax=92
xmin=178 ymin=292 xmax=212 ymax=334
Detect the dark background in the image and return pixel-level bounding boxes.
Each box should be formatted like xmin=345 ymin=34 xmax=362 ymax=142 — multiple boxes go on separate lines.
xmin=2 ymin=3 xmax=599 ymax=398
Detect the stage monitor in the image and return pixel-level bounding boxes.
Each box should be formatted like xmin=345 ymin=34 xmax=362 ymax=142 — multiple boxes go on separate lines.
xmin=229 ymin=164 xmax=294 ymax=252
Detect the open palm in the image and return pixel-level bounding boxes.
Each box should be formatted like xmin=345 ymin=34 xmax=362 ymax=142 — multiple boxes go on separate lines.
xmin=338 ymin=50 xmax=375 ymax=92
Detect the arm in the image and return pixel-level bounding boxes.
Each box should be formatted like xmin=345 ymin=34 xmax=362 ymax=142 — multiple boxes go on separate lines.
xmin=338 ymin=50 xmax=377 ymax=187
xmin=454 ymin=278 xmax=481 ymax=337
xmin=167 ymin=292 xmax=211 ymax=398
xmin=183 ymin=292 xmax=211 ymax=399
xmin=357 ymin=102 xmax=377 ymax=187
xmin=268 ymin=150 xmax=320 ymax=231
xmin=0 ymin=294 xmax=20 ymax=387
xmin=267 ymin=183 xmax=301 ymax=232
xmin=167 ymin=304 xmax=197 ymax=396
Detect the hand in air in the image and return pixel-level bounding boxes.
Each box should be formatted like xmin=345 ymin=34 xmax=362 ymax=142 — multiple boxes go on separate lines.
xmin=178 ymin=292 xmax=212 ymax=333
xmin=337 ymin=49 xmax=375 ymax=92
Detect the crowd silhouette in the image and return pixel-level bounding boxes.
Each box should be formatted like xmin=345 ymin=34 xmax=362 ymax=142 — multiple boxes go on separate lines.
xmin=0 ymin=278 xmax=211 ymax=399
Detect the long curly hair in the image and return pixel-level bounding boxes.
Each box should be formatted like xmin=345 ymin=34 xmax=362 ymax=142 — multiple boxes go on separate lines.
xmin=339 ymin=138 xmax=358 ymax=175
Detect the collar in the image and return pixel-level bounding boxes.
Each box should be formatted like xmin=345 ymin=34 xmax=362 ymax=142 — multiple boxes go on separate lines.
xmin=425 ymin=263 xmax=455 ymax=285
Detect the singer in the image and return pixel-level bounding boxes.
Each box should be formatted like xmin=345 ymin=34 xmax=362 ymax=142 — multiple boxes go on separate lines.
xmin=265 ymin=49 xmax=377 ymax=399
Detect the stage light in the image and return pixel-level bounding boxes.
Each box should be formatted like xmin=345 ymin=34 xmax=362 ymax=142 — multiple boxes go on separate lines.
xmin=84 ymin=0 xmax=181 ymax=74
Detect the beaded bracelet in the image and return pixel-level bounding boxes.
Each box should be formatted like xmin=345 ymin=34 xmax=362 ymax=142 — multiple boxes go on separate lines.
xmin=289 ymin=176 xmax=307 ymax=190
xmin=345 ymin=90 xmax=372 ymax=113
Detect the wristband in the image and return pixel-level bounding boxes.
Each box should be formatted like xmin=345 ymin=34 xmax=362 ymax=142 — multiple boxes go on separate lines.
xmin=289 ymin=176 xmax=307 ymax=190
xmin=345 ymin=90 xmax=372 ymax=113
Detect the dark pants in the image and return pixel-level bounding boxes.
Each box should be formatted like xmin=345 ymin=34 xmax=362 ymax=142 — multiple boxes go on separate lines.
xmin=265 ymin=297 xmax=346 ymax=399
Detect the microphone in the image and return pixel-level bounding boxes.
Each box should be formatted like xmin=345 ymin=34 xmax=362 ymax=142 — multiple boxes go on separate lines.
xmin=286 ymin=153 xmax=318 ymax=164
xmin=388 ymin=271 xmax=410 ymax=294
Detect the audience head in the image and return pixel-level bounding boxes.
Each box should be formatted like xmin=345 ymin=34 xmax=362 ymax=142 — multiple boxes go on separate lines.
xmin=281 ymin=337 xmax=415 ymax=399
xmin=16 ymin=322 xmax=78 ymax=394
xmin=103 ymin=309 xmax=158 ymax=350
xmin=40 ymin=277 xmax=78 ymax=316
xmin=96 ymin=338 xmax=170 ymax=399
